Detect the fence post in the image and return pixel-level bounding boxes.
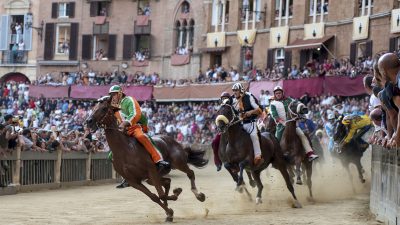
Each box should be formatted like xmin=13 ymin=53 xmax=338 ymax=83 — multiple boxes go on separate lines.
xmin=12 ymin=145 xmax=21 ymax=187
xmin=86 ymin=152 xmax=92 ymax=181
xmin=54 ymin=147 xmax=62 ymax=184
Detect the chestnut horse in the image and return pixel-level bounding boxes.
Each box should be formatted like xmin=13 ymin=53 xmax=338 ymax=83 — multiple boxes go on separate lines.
xmin=280 ymin=100 xmax=314 ymax=199
xmin=85 ymin=96 xmax=208 ymax=222
xmin=215 ymin=102 xmax=302 ymax=207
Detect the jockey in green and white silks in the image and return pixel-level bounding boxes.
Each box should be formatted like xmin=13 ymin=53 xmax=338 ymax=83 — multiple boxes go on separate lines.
xmin=269 ymin=86 xmax=319 ymax=162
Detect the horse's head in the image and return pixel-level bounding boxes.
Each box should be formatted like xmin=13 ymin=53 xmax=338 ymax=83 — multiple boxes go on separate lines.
xmin=287 ymin=100 xmax=308 ymax=119
xmin=333 ymin=115 xmax=347 ymax=143
xmin=85 ymin=96 xmax=117 ymax=131
xmin=215 ymin=100 xmax=239 ymax=133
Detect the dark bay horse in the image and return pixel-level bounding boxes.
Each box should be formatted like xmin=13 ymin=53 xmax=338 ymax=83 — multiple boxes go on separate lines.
xmin=85 ymin=97 xmax=208 ymax=222
xmin=215 ymin=102 xmax=302 ymax=208
xmin=280 ymin=101 xmax=314 ymax=199
xmin=332 ymin=116 xmax=369 ymax=186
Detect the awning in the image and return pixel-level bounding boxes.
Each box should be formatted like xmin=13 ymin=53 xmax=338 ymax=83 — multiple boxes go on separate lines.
xmin=38 ymin=60 xmax=79 ymax=66
xmin=199 ymin=46 xmax=229 ymax=53
xmin=285 ymin=35 xmax=334 ymax=50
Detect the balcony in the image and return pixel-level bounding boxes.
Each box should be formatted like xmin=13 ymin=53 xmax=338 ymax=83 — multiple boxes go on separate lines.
xmin=1 ymin=50 xmax=28 ymax=64
xmin=134 ymin=20 xmax=151 ymax=35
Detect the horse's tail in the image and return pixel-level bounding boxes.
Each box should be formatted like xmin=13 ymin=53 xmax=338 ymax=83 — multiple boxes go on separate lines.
xmin=184 ymin=147 xmax=209 ymax=169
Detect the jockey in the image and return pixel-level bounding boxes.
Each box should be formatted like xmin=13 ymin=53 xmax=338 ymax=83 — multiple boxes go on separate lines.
xmin=341 ymin=114 xmax=372 ymax=149
xmin=270 ymin=86 xmax=319 ymax=161
xmin=324 ymin=113 xmax=335 ymax=152
xmin=231 ymin=82 xmax=264 ymax=166
xmin=108 ymin=85 xmax=170 ymax=170
xmin=212 ymin=91 xmax=232 ymax=171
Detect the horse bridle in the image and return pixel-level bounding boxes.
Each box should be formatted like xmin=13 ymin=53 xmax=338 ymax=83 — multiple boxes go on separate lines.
xmin=91 ymin=102 xmax=118 ymax=131
xmin=285 ymin=101 xmax=303 ymax=125
xmin=218 ymin=103 xmax=242 ymax=130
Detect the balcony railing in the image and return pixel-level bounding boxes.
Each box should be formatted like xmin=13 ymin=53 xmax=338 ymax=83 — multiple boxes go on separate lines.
xmin=1 ymin=50 xmax=28 ymax=64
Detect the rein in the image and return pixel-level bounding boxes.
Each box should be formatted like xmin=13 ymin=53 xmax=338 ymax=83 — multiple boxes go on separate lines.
xmin=95 ymin=106 xmax=119 ymax=131
xmin=219 ymin=103 xmax=243 ymax=131
xmin=284 ymin=101 xmax=301 ymax=125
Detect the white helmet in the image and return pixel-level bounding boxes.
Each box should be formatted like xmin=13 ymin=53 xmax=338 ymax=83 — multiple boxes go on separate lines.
xmin=327 ymin=114 xmax=335 ymax=120
xmin=232 ymin=83 xmax=244 ymax=92
xmin=273 ymin=86 xmax=284 ymax=93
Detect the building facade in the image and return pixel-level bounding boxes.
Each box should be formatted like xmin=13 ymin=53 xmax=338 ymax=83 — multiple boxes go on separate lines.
xmin=0 ymin=0 xmax=40 ymax=82
xmin=2 ymin=0 xmax=400 ymax=82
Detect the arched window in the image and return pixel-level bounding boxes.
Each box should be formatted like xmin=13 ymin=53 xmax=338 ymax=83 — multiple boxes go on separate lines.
xmin=175 ymin=20 xmax=181 ymax=49
xmin=181 ymin=1 xmax=190 ymax=13
xmin=188 ymin=19 xmax=195 ymax=48
xmin=181 ymin=20 xmax=187 ymax=48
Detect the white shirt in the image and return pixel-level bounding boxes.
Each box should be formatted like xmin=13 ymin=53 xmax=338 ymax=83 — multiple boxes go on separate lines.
xmin=369 ymin=94 xmax=381 ymax=112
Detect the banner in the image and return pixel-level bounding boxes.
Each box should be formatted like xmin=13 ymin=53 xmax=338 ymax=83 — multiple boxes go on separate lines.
xmin=70 ymin=85 xmax=153 ymax=101
xmin=171 ymin=54 xmax=190 ymax=66
xmin=29 ymin=85 xmax=69 ymax=99
xmin=237 ymin=29 xmax=257 ymax=47
xmin=324 ymin=75 xmax=366 ymax=96
xmin=249 ymin=80 xmax=283 ymax=98
xmin=283 ymin=77 xmax=324 ymax=98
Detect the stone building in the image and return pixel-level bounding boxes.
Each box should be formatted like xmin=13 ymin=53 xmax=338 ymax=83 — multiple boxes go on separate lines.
xmin=2 ymin=0 xmax=400 ymax=82
xmin=0 ymin=0 xmax=41 ymax=82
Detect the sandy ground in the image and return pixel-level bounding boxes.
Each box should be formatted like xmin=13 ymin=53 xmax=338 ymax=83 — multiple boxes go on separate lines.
xmin=0 ymin=148 xmax=381 ymax=225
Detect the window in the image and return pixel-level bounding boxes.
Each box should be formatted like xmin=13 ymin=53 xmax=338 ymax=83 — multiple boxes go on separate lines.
xmin=93 ymin=35 xmax=109 ymax=60
xmin=357 ymin=42 xmax=366 ymax=58
xmin=211 ymin=0 xmax=229 ymax=25
xmin=135 ymin=35 xmax=151 ymax=59
xmin=93 ymin=22 xmax=109 ymax=35
xmin=58 ymin=3 xmax=68 ymax=18
xmin=275 ymin=0 xmax=293 ymax=18
xmin=55 ymin=24 xmax=71 ymax=55
xmin=90 ymin=1 xmax=109 ymax=17
xmin=275 ymin=48 xmax=285 ymax=63
xmin=138 ymin=0 xmax=150 ymax=15
xmin=241 ymin=47 xmax=253 ymax=70
xmin=309 ymin=0 xmax=329 ymax=16
xmin=241 ymin=0 xmax=262 ymax=21
xmin=181 ymin=1 xmax=190 ymax=13
xmin=358 ymin=0 xmax=373 ymax=16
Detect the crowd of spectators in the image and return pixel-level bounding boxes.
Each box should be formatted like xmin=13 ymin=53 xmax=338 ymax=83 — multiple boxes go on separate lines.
xmin=0 ymin=79 xmax=373 ymax=158
xmin=33 ymin=55 xmax=376 ymax=87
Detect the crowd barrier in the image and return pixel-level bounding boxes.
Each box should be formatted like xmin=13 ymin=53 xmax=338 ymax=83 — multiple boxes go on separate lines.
xmin=0 ymin=144 xmax=211 ymax=196
xmin=370 ymin=145 xmax=400 ymax=224
xmin=0 ymin=146 xmax=115 ymax=195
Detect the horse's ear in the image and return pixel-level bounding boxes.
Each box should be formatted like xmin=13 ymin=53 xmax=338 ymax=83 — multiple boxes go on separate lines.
xmin=97 ymin=96 xmax=110 ymax=103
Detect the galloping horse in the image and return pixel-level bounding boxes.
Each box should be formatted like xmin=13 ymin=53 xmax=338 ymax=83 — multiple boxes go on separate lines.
xmin=215 ymin=102 xmax=302 ymax=207
xmin=280 ymin=100 xmax=314 ymax=199
xmin=332 ymin=116 xmax=369 ymax=185
xmin=85 ymin=96 xmax=208 ymax=222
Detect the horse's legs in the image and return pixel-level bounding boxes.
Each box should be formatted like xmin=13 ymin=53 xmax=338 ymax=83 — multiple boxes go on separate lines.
xmin=175 ymin=163 xmax=205 ymax=202
xmin=355 ymin=158 xmax=366 ymax=183
xmin=224 ymin=162 xmax=239 ymax=183
xmin=246 ymin=169 xmax=256 ymax=188
xmin=274 ymin=162 xmax=302 ymax=208
xmin=304 ymin=161 xmax=314 ymax=200
xmin=295 ymin=162 xmax=303 ymax=185
xmin=130 ymin=182 xmax=174 ymax=222
xmin=146 ymin=177 xmax=182 ymax=201
xmin=238 ymin=161 xmax=247 ymax=186
xmin=252 ymin=167 xmax=266 ymax=204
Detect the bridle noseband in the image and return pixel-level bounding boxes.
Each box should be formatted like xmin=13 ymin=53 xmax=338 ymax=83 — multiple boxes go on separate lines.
xmin=285 ymin=101 xmax=304 ymax=125
xmin=217 ymin=103 xmax=242 ymax=132
xmin=91 ymin=103 xmax=118 ymax=130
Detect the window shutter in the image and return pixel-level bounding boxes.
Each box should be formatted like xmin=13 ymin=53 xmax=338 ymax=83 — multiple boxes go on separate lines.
xmin=68 ymin=2 xmax=75 ymax=18
xmin=90 ymin=2 xmax=98 ymax=17
xmin=52 ymin=3 xmax=58 ymax=18
xmin=266 ymin=49 xmax=274 ymax=69
xmin=123 ymin=35 xmax=133 ymax=60
xmin=389 ymin=37 xmax=396 ymax=53
xmin=23 ymin=13 xmax=33 ymax=50
xmin=108 ymin=34 xmax=117 ymax=60
xmin=44 ymin=23 xmax=55 ymax=60
xmin=365 ymin=40 xmax=373 ymax=57
xmin=300 ymin=50 xmax=307 ymax=69
xmin=81 ymin=35 xmax=92 ymax=60
xmin=350 ymin=42 xmax=357 ymax=65
xmin=0 ymin=15 xmax=10 ymax=51
xmin=69 ymin=23 xmax=79 ymax=60
xmin=284 ymin=50 xmax=292 ymax=70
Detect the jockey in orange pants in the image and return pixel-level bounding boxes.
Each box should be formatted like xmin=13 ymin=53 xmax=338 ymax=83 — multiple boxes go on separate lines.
xmin=109 ymin=85 xmax=170 ymax=170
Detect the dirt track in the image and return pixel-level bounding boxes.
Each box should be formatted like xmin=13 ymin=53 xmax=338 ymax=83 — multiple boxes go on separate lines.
xmin=0 ymin=150 xmax=381 ymax=225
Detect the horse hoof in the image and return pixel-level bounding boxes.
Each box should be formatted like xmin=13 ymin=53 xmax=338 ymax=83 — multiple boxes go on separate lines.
xmin=165 ymin=217 xmax=173 ymax=222
xmin=296 ymin=180 xmax=303 ymax=185
xmin=197 ymin=193 xmax=206 ymax=202
xmin=361 ymin=179 xmax=366 ymax=183
xmin=256 ymin=197 xmax=263 ymax=204
xmin=292 ymin=201 xmax=303 ymax=208
xmin=173 ymin=188 xmax=183 ymax=196
xmin=165 ymin=209 xmax=174 ymax=222
xmin=249 ymin=180 xmax=257 ymax=188
xmin=235 ymin=186 xmax=244 ymax=193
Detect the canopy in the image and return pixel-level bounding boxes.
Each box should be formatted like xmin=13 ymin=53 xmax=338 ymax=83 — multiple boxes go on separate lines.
xmin=285 ymin=35 xmax=334 ymax=50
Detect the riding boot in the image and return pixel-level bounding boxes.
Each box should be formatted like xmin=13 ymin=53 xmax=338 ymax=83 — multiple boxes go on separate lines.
xmin=216 ymin=164 xmax=222 ymax=171
xmin=116 ymin=179 xmax=130 ymax=188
